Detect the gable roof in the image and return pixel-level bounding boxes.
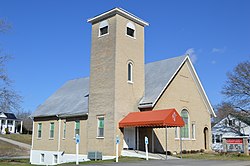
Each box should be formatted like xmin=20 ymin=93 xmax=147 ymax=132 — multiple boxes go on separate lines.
xmin=0 ymin=112 xmax=17 ymax=119
xmin=212 ymin=114 xmax=250 ymax=136
xmin=31 ymin=77 xmax=89 ymax=118
xmin=139 ymin=55 xmax=187 ymax=107
xmin=139 ymin=55 xmax=216 ymax=117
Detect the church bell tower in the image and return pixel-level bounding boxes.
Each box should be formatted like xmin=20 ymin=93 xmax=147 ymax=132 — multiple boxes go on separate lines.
xmin=87 ymin=8 xmax=148 ymax=155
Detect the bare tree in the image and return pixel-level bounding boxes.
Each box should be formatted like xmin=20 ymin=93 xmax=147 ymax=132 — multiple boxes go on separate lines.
xmin=214 ymin=102 xmax=237 ymax=120
xmin=0 ymin=19 xmax=11 ymax=33
xmin=0 ymin=19 xmax=22 ymax=113
xmin=16 ymin=109 xmax=32 ymax=134
xmin=222 ymin=61 xmax=250 ymax=111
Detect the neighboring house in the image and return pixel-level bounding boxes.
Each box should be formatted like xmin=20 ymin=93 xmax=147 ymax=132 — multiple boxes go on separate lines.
xmin=0 ymin=112 xmax=23 ymax=134
xmin=212 ymin=114 xmax=250 ymax=151
xmin=30 ymin=8 xmax=216 ymax=165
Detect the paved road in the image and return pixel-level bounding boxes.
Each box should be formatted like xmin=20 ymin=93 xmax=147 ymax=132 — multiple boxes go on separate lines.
xmin=0 ymin=136 xmax=31 ymax=149
xmin=70 ymin=159 xmax=250 ymax=166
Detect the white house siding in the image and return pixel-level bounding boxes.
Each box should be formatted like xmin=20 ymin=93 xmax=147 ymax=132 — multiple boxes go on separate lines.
xmin=212 ymin=114 xmax=250 ymax=151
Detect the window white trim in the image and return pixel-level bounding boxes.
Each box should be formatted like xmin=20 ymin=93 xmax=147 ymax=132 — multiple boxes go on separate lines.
xmin=37 ymin=123 xmax=42 ymax=139
xmin=175 ymin=127 xmax=179 ymax=139
xmin=191 ymin=123 xmax=196 ymax=140
xmin=74 ymin=120 xmax=80 ymax=138
xmin=127 ymin=61 xmax=133 ymax=83
xmin=40 ymin=153 xmax=44 ymax=163
xmin=96 ymin=116 xmax=104 ymax=138
xmin=53 ymin=154 xmax=58 ymax=164
xmin=126 ymin=22 xmax=136 ymax=39
xmin=180 ymin=109 xmax=190 ymax=139
xmin=99 ymin=20 xmax=109 ymax=37
xmin=49 ymin=122 xmax=55 ymax=139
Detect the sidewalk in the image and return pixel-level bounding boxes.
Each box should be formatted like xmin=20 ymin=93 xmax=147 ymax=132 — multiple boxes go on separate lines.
xmin=121 ymin=150 xmax=179 ymax=160
xmin=0 ymin=136 xmax=31 ymax=150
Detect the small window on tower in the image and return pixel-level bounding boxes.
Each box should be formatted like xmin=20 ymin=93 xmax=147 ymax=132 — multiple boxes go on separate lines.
xmin=126 ymin=22 xmax=136 ymax=38
xmin=128 ymin=62 xmax=133 ymax=83
xmin=100 ymin=26 xmax=108 ymax=36
xmin=127 ymin=27 xmax=134 ymax=37
xmin=99 ymin=20 xmax=109 ymax=37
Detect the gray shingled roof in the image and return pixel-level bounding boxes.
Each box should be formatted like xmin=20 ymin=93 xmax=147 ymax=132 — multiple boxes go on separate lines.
xmin=139 ymin=55 xmax=187 ymax=107
xmin=32 ymin=55 xmax=186 ymax=118
xmin=31 ymin=77 xmax=89 ymax=118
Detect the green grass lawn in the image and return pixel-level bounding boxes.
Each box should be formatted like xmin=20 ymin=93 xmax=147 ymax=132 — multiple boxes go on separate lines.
xmin=0 ymin=153 xmax=250 ymax=166
xmin=0 ymin=157 xmax=144 ymax=166
xmin=61 ymin=156 xmax=145 ymax=165
xmin=0 ymin=134 xmax=32 ymax=145
xmin=175 ymin=152 xmax=250 ymax=161
xmin=0 ymin=159 xmax=31 ymax=166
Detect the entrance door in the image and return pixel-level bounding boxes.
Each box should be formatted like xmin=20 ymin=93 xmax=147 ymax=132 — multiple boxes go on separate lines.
xmin=204 ymin=127 xmax=209 ymax=150
xmin=139 ymin=128 xmax=152 ymax=152
xmin=123 ymin=127 xmax=136 ymax=150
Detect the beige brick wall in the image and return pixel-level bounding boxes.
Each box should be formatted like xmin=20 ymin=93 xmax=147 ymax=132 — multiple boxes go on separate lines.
xmin=114 ymin=14 xmax=145 ymax=155
xmin=87 ymin=15 xmax=117 ymax=156
xmin=33 ymin=118 xmax=58 ymax=151
xmin=151 ymin=61 xmax=212 ymax=153
xmin=87 ymin=14 xmax=145 ymax=156
xmin=33 ymin=116 xmax=88 ymax=154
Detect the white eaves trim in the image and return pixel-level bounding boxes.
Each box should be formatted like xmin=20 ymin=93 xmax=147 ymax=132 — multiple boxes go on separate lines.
xmin=0 ymin=112 xmax=7 ymax=118
xmin=87 ymin=8 xmax=149 ymax=27
xmin=151 ymin=56 xmax=216 ymax=117
xmin=151 ymin=56 xmax=188 ymax=108
xmin=186 ymin=56 xmax=216 ymax=117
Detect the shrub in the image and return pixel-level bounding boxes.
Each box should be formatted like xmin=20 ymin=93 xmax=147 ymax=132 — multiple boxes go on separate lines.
xmin=5 ymin=128 xmax=10 ymax=134
xmin=182 ymin=150 xmax=187 ymax=154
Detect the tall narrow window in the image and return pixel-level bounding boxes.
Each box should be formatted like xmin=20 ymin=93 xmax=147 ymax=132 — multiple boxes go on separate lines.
xmin=99 ymin=20 xmax=109 ymax=36
xmin=181 ymin=109 xmax=189 ymax=138
xmin=97 ymin=116 xmax=104 ymax=138
xmin=40 ymin=153 xmax=44 ymax=163
xmin=63 ymin=121 xmax=66 ymax=139
xmin=49 ymin=122 xmax=54 ymax=139
xmin=128 ymin=62 xmax=133 ymax=82
xmin=126 ymin=22 xmax=136 ymax=38
xmin=191 ymin=123 xmax=195 ymax=139
xmin=175 ymin=127 xmax=179 ymax=138
xmin=37 ymin=123 xmax=42 ymax=138
xmin=54 ymin=154 xmax=58 ymax=164
xmin=75 ymin=121 xmax=80 ymax=137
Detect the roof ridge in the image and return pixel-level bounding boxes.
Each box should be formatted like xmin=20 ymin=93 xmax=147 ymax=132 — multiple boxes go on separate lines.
xmin=145 ymin=54 xmax=187 ymax=65
xmin=67 ymin=76 xmax=89 ymax=82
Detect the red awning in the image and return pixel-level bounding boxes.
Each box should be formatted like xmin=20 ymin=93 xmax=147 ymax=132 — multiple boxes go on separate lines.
xmin=119 ymin=108 xmax=185 ymax=128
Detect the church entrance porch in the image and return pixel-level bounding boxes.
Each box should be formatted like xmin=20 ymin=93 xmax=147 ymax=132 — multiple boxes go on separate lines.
xmin=120 ymin=109 xmax=185 ymax=158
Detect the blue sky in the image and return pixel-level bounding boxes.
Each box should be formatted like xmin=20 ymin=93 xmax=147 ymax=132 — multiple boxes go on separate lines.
xmin=1 ymin=0 xmax=249 ymax=113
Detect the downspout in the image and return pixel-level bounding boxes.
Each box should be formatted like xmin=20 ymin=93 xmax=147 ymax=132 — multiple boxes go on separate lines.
xmin=57 ymin=115 xmax=61 ymax=152
xmin=30 ymin=118 xmax=35 ymax=163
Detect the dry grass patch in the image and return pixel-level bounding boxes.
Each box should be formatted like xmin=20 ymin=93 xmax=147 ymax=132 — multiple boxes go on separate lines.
xmin=0 ymin=141 xmax=29 ymax=157
xmin=0 ymin=134 xmax=32 ymax=145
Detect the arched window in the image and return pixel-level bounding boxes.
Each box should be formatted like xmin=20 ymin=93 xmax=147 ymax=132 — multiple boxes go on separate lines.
xmin=126 ymin=22 xmax=135 ymax=38
xmin=128 ymin=62 xmax=133 ymax=82
xmin=181 ymin=109 xmax=189 ymax=138
xmin=99 ymin=20 xmax=109 ymax=36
